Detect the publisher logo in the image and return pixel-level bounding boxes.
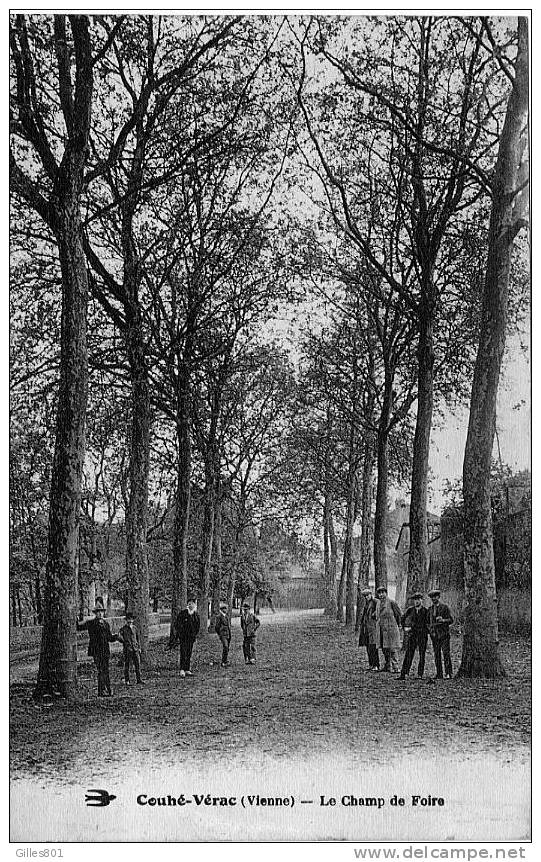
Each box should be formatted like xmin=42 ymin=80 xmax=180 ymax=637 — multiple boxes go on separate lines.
xmin=85 ymin=789 xmax=117 ymax=807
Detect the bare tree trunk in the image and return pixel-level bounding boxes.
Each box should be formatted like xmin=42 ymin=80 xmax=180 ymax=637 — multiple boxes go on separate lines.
xmin=197 ymin=462 xmax=217 ymax=637
xmin=34 ymin=190 xmax=91 ymax=699
xmin=11 ymin=16 xmax=93 ymax=699
xmin=34 ymin=572 xmax=43 ymax=625
xmin=323 ymin=492 xmax=338 ymax=616
xmin=406 ymin=309 xmax=434 ymax=596
xmin=344 ymin=474 xmax=357 ymax=627
xmin=373 ymin=376 xmax=393 ymax=590
xmin=11 ymin=587 xmax=18 ymax=627
xmin=458 ymin=18 xmax=528 ymax=679
xmin=227 ymin=544 xmax=241 ymax=613
xmin=17 ymin=587 xmax=23 ymax=627
xmin=124 ymin=306 xmax=150 ymax=666
xmin=356 ymin=433 xmax=375 ymax=631
xmin=170 ymin=357 xmax=192 ymax=643
xmin=197 ymin=389 xmax=221 ymax=636
xmin=208 ymin=489 xmax=223 ymax=633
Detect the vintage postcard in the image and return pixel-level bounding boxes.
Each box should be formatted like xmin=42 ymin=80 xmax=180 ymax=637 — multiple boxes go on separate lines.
xmin=9 ymin=8 xmax=531 ymax=846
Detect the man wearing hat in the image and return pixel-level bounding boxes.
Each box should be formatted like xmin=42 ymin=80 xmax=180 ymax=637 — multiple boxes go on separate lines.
xmin=240 ymin=601 xmax=260 ymax=665
xmin=400 ymin=593 xmax=429 ymax=679
xmin=76 ymin=599 xmax=117 ymax=696
xmin=173 ymin=596 xmax=200 ymax=677
xmin=358 ymin=587 xmax=379 ymax=670
xmin=215 ymin=601 xmax=232 ymax=667
xmin=117 ymin=612 xmax=144 ymax=685
xmin=427 ymin=589 xmax=454 ymax=679
xmin=375 ymin=586 xmax=402 ymax=672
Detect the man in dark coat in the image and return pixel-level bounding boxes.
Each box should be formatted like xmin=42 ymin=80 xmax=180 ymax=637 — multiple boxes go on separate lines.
xmin=240 ymin=601 xmax=260 ymax=664
xmin=358 ymin=587 xmax=379 ymax=670
xmin=215 ymin=602 xmax=232 ymax=667
xmin=117 ymin=612 xmax=144 ymax=685
xmin=428 ymin=588 xmax=454 ymax=679
xmin=77 ymin=601 xmax=117 ymax=696
xmin=174 ymin=597 xmax=200 ymax=677
xmin=400 ymin=592 xmax=429 ymax=679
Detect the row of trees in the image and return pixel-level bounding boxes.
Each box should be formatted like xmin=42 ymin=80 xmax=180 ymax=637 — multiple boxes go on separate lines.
xmin=10 ymin=14 xmax=529 ymax=697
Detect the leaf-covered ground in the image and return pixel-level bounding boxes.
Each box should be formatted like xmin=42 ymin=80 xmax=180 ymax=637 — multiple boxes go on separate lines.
xmin=10 ymin=609 xmax=530 ymax=783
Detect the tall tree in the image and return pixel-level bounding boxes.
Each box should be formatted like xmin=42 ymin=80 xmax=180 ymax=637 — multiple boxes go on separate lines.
xmin=84 ymin=14 xmax=243 ymax=660
xmin=458 ymin=18 xmax=529 ymax=678
xmin=11 ymin=14 xmax=94 ymax=699
xmin=292 ymin=15 xmax=511 ymax=596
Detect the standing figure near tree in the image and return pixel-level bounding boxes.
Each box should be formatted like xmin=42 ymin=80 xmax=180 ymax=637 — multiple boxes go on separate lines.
xmin=174 ymin=596 xmax=200 ymax=678
xmin=77 ymin=600 xmax=117 ymax=697
xmin=358 ymin=587 xmax=380 ymax=671
xmin=240 ymin=601 xmax=260 ymax=665
xmin=215 ymin=602 xmax=232 ymax=667
xmin=428 ymin=589 xmax=454 ymax=679
xmin=117 ymin=612 xmax=144 ymax=686
xmin=375 ymin=586 xmax=402 ymax=672
xmin=400 ymin=592 xmax=429 ymax=679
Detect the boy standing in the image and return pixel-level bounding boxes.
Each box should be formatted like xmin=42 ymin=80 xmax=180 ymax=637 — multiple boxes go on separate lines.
xmin=174 ymin=596 xmax=200 ymax=677
xmin=240 ymin=601 xmax=260 ymax=664
xmin=117 ymin=612 xmax=144 ymax=685
xmin=215 ymin=602 xmax=232 ymax=667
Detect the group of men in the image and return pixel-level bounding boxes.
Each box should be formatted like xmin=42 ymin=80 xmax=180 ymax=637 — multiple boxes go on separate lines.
xmin=78 ymin=596 xmax=261 ymax=697
xmin=77 ymin=585 xmax=452 ymax=698
xmin=358 ymin=586 xmax=454 ymax=680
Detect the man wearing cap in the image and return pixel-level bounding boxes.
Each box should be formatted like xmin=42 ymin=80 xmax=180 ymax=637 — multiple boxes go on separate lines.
xmin=215 ymin=601 xmax=232 ymax=667
xmin=400 ymin=593 xmax=429 ymax=680
xmin=428 ymin=589 xmax=454 ymax=679
xmin=174 ymin=596 xmax=200 ymax=678
xmin=117 ymin=612 xmax=144 ymax=685
xmin=375 ymin=586 xmax=402 ymax=672
xmin=240 ymin=601 xmax=260 ymax=665
xmin=358 ymin=587 xmax=379 ymax=670
xmin=77 ymin=600 xmax=117 ymax=696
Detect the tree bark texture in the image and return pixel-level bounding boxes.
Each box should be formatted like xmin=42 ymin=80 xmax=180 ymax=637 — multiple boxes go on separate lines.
xmin=344 ymin=474 xmax=358 ymax=627
xmin=458 ymin=19 xmax=529 ymax=678
xmin=208 ymin=490 xmax=223 ymax=633
xmin=373 ymin=374 xmax=393 ymax=590
xmin=355 ymin=432 xmax=375 ymax=630
xmin=34 ymin=207 xmax=90 ymax=698
xmin=124 ymin=305 xmax=151 ymax=666
xmin=197 ymin=467 xmax=217 ymax=637
xmin=170 ymin=358 xmax=192 ymax=642
xmin=197 ymin=389 xmax=221 ymax=636
xmin=406 ymin=308 xmax=434 ymax=596
xmin=323 ymin=492 xmax=338 ymax=616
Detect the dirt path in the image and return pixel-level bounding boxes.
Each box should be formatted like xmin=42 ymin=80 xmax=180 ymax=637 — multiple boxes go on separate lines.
xmin=11 ymin=609 xmax=530 ymax=776
xmin=10 ymin=610 xmax=531 ymax=841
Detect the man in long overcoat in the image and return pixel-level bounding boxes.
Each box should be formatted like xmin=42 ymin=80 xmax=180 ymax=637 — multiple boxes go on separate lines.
xmin=375 ymin=586 xmax=402 ymax=672
xmin=358 ymin=587 xmax=379 ymax=670
xmin=77 ymin=601 xmax=117 ymax=696
xmin=400 ymin=592 xmax=429 ymax=679
xmin=174 ymin=596 xmax=200 ymax=677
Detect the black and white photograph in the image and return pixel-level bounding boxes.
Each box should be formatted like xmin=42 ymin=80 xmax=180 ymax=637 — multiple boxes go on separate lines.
xmin=9 ymin=8 xmax=531 ymax=846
